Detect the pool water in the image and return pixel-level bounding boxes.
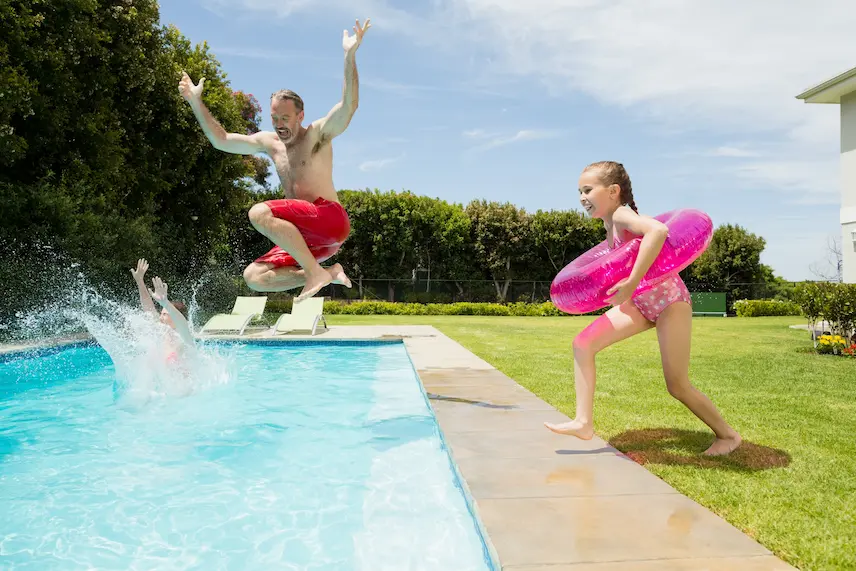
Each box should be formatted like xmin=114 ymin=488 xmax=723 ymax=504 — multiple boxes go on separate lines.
xmin=0 ymin=341 xmax=495 ymax=570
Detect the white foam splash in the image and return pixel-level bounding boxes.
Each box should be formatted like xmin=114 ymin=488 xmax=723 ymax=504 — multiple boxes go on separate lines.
xmin=10 ymin=273 xmax=236 ymax=410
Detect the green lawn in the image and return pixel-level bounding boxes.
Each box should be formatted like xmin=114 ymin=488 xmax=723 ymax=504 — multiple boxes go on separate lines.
xmin=323 ymin=314 xmax=854 ymax=571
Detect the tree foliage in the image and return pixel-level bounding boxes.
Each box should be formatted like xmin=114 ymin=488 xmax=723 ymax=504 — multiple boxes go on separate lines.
xmin=680 ymin=223 xmax=772 ymax=304
xmin=0 ymin=0 xmax=266 ymax=325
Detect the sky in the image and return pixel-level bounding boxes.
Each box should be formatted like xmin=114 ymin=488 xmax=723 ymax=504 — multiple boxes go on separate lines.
xmin=158 ymin=0 xmax=856 ymax=281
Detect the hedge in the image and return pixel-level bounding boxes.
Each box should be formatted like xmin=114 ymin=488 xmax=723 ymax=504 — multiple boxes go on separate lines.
xmin=733 ymin=299 xmax=802 ymax=317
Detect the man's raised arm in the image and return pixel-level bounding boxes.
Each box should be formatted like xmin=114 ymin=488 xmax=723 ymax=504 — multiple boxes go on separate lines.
xmin=314 ymin=19 xmax=371 ymax=141
xmin=179 ymin=71 xmax=268 ymax=155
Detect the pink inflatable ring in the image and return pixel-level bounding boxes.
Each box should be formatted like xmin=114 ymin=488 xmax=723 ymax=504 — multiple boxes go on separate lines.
xmin=550 ymin=208 xmax=713 ymax=315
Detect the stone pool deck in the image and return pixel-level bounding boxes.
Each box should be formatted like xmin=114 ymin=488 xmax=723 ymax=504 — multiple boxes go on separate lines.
xmin=3 ymin=325 xmax=797 ymax=570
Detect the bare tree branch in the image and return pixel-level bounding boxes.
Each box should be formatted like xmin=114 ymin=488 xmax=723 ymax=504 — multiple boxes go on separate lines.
xmin=809 ymin=235 xmax=843 ymax=282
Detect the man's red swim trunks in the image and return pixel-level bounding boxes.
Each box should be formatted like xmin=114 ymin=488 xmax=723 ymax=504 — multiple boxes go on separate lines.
xmin=253 ymin=197 xmax=351 ymax=268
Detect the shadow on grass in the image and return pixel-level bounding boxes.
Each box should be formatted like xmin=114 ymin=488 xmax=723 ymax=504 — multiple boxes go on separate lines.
xmin=609 ymin=428 xmax=791 ymax=471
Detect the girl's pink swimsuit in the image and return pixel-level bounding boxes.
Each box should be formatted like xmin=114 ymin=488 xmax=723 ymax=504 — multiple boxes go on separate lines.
xmin=611 ymin=233 xmax=692 ymax=323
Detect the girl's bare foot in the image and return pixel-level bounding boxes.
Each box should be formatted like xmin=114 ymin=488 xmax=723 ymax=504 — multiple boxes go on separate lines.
xmin=544 ymin=419 xmax=594 ymax=440
xmin=328 ymin=263 xmax=351 ymax=288
xmin=703 ymin=432 xmax=742 ymax=456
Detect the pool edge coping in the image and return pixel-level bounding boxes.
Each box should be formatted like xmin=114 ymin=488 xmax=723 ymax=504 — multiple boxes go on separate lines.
xmin=397 ymin=337 xmax=503 ymax=571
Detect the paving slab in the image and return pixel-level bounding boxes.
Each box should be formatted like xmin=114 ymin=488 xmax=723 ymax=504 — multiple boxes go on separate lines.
xmin=502 ymin=555 xmax=797 ymax=570
xmin=476 ymin=495 xmax=770 ymax=567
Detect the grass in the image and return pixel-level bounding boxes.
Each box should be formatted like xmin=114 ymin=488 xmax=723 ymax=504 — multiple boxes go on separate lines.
xmin=321 ymin=314 xmax=854 ymax=571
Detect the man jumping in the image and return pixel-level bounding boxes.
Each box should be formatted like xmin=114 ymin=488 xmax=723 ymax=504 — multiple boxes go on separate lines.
xmin=179 ymin=19 xmax=371 ymax=302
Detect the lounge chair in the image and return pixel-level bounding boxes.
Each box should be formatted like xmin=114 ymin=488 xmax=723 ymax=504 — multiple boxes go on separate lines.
xmin=199 ymin=296 xmax=268 ymax=336
xmin=274 ymin=297 xmax=328 ymax=336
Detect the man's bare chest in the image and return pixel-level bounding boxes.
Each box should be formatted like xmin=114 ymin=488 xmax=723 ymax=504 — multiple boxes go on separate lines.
xmin=272 ymin=144 xmax=311 ymax=173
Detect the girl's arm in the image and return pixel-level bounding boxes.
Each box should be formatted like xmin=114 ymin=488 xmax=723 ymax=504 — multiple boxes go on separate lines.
xmin=149 ymin=277 xmax=195 ymax=347
xmin=606 ymin=207 xmax=669 ymax=305
xmin=615 ymin=206 xmax=669 ymax=285
xmin=130 ymin=259 xmax=158 ymax=317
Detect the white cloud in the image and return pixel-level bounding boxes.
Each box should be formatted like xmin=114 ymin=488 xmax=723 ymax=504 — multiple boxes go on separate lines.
xmin=202 ymin=0 xmax=442 ymax=43
xmin=359 ymin=153 xmax=404 ymax=171
xmin=732 ymin=159 xmax=840 ymax=205
xmin=360 ymin=77 xmax=510 ymax=98
xmin=462 ymin=128 xmax=494 ymax=139
xmin=209 ymin=46 xmax=320 ymax=62
xmin=463 ymin=128 xmax=562 ymax=152
xmin=707 ymin=146 xmax=763 ymax=159
xmin=203 ymin=0 xmax=314 ymax=18
xmin=443 ymin=0 xmax=855 ymax=200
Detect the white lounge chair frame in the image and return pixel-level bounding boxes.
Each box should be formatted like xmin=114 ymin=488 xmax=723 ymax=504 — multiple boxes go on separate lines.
xmin=274 ymin=297 xmax=328 ymax=336
xmin=199 ymin=296 xmax=268 ymax=336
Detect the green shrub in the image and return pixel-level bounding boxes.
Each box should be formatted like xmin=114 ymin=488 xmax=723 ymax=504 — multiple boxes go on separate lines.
xmin=793 ymin=282 xmax=856 ymax=339
xmin=733 ymin=299 xmax=802 ymax=317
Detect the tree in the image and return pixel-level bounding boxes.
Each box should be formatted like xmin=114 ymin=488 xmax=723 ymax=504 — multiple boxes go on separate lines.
xmin=409 ymin=196 xmax=471 ymax=279
xmin=233 ymin=90 xmax=272 ymax=190
xmin=0 ymin=1 xmax=265 ymax=329
xmin=334 ymin=189 xmax=421 ymax=300
xmin=682 ymin=224 xmax=770 ymax=307
xmin=809 ymin=235 xmax=843 ymax=283
xmin=466 ymin=200 xmax=530 ymax=302
xmin=528 ymin=209 xmax=605 ymax=282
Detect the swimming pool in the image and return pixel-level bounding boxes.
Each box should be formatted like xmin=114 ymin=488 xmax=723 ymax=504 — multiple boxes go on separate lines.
xmin=0 ymin=340 xmax=496 ymax=570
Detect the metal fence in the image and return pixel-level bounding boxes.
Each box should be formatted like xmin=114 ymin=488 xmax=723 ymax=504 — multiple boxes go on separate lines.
xmin=276 ymin=278 xmax=806 ymax=306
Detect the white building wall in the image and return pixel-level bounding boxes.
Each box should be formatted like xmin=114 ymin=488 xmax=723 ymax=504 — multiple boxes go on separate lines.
xmin=841 ymin=92 xmax=856 ymax=283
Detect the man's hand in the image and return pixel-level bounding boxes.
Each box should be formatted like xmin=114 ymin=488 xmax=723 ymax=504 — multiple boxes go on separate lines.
xmin=130 ymin=258 xmax=149 ymax=283
xmin=179 ymin=71 xmax=205 ymax=103
xmin=148 ymin=276 xmax=170 ymax=307
xmin=343 ymin=18 xmax=371 ymax=54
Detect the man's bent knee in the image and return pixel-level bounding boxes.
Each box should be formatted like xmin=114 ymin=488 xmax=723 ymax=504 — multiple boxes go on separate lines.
xmin=243 ymin=263 xmax=267 ymax=291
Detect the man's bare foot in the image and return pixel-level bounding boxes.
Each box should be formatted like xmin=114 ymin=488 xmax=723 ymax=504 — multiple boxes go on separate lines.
xmin=295 ymin=267 xmax=333 ymax=302
xmin=544 ymin=419 xmax=594 ymax=440
xmin=703 ymin=432 xmax=742 ymax=456
xmin=328 ymin=263 xmax=352 ymax=288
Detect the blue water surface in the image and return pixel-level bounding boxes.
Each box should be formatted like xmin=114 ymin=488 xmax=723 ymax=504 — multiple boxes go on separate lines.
xmin=0 ymin=341 xmax=494 ymax=570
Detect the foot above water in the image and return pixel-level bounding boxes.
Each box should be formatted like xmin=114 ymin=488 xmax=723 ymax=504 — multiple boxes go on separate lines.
xmin=294 ymin=268 xmax=333 ymax=302
xmin=328 ymin=263 xmax=351 ymax=288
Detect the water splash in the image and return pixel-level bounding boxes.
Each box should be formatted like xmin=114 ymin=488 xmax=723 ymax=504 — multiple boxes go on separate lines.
xmin=8 ymin=269 xmax=237 ymax=409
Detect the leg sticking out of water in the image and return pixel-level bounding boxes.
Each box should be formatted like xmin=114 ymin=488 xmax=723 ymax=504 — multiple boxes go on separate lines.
xmin=544 ymin=302 xmax=653 ymax=439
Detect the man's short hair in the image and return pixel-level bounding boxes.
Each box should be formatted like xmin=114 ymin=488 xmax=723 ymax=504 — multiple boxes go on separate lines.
xmin=270 ymin=89 xmax=304 ymax=112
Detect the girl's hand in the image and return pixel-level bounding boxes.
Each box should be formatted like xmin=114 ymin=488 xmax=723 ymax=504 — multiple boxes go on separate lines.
xmin=606 ymin=277 xmax=639 ymax=306
xmin=148 ymin=276 xmax=169 ymax=307
xmin=130 ymin=259 xmax=148 ymax=282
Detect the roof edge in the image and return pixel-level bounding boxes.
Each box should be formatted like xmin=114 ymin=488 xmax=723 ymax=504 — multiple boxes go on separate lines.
xmin=797 ymin=66 xmax=856 ymax=103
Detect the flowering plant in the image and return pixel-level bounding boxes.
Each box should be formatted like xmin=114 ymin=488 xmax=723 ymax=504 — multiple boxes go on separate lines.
xmin=816 ymin=334 xmax=856 ymax=357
